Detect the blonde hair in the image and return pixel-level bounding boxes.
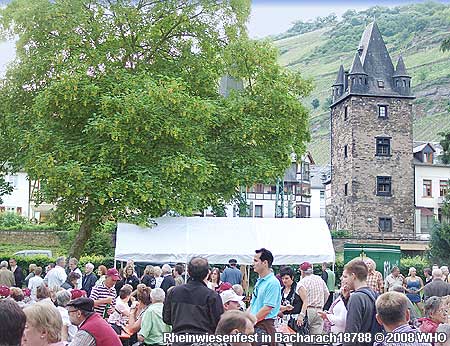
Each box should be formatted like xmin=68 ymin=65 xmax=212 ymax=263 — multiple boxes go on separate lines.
xmin=28 ymin=263 xmax=37 ymax=272
xmin=154 ymin=266 xmax=162 ymax=277
xmin=144 ymin=265 xmax=154 ymax=276
xmin=23 ymin=302 xmax=62 ymax=343
xmin=125 ymin=264 xmax=134 ymax=275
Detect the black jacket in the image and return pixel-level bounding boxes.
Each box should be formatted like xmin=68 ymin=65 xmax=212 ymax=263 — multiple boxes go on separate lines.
xmin=123 ymin=275 xmax=140 ymax=291
xmin=13 ymin=266 xmax=24 ymax=288
xmin=160 ymin=274 xmax=176 ymax=293
xmin=163 ymin=279 xmax=224 ymax=334
xmin=281 ymin=282 xmax=303 ymax=315
xmin=82 ymin=272 xmax=98 ymax=296
xmin=61 ymin=280 xmax=75 ymax=290
xmin=141 ymin=274 xmax=156 ymax=289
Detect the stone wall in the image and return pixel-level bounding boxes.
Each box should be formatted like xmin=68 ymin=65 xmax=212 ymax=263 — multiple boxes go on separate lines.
xmin=328 ymin=95 xmax=415 ymax=237
xmin=0 ymin=230 xmax=61 ymax=247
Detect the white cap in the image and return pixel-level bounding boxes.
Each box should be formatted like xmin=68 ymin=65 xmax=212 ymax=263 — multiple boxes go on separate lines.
xmin=220 ymin=289 xmax=244 ymax=304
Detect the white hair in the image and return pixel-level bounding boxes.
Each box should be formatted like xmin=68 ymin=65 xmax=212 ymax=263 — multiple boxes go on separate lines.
xmin=56 ymin=290 xmax=71 ymax=307
xmin=85 ymin=262 xmax=94 ymax=270
xmin=0 ymin=261 xmax=8 ymax=268
xmin=162 ymin=264 xmax=172 ymax=274
xmin=150 ymin=288 xmax=166 ymax=303
xmin=56 ymin=256 xmax=65 ymax=266
xmin=432 ymin=269 xmax=443 ymax=278
xmin=232 ymin=284 xmax=244 ymax=296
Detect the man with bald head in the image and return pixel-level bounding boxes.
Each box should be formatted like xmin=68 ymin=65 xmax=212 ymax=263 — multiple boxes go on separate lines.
xmin=163 ymin=257 xmax=224 ymax=336
xmin=423 ymin=268 xmax=450 ymax=301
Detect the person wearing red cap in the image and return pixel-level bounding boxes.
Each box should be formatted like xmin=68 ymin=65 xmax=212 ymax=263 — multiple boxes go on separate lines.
xmin=296 ymin=261 xmax=329 ymax=335
xmin=89 ymin=268 xmax=121 ymax=316
xmin=71 ymin=289 xmax=87 ymax=300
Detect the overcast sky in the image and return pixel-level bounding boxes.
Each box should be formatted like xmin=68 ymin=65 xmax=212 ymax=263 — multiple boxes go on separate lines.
xmin=1 ymin=0 xmax=449 ymax=76
xmin=248 ymin=0 xmax=449 ymax=38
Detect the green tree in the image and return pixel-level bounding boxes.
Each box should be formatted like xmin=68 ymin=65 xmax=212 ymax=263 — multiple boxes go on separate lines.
xmin=430 ymin=130 xmax=450 ymax=262
xmin=0 ymin=0 xmax=311 ymax=257
xmin=311 ymin=98 xmax=320 ymax=109
xmin=439 ymin=131 xmax=450 ymax=164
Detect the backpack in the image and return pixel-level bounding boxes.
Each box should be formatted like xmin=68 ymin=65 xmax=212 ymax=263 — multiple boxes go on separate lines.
xmin=356 ymin=288 xmax=384 ymax=334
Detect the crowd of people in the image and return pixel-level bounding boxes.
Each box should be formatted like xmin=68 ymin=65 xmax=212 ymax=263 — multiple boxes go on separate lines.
xmin=0 ymin=251 xmax=450 ymax=346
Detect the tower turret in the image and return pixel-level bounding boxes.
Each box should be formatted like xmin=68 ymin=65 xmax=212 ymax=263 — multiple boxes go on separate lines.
xmin=348 ymin=52 xmax=368 ymax=94
xmin=393 ymin=56 xmax=412 ymax=96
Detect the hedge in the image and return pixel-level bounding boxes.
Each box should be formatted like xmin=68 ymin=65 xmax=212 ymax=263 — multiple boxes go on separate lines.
xmin=0 ymin=254 xmax=114 ymax=279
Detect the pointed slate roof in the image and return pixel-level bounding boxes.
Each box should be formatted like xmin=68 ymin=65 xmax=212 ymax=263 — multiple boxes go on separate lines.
xmin=333 ymin=65 xmax=345 ymax=85
xmin=349 ymin=53 xmax=367 ymax=75
xmin=393 ymin=56 xmax=409 ymax=77
xmin=331 ymin=21 xmax=414 ymax=106
xmin=358 ymin=21 xmax=395 ymax=93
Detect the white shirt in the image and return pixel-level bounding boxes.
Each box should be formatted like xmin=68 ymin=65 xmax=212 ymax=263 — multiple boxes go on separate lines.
xmin=155 ymin=277 xmax=163 ymax=289
xmin=28 ymin=276 xmax=44 ymax=300
xmin=72 ymin=268 xmax=82 ymax=289
xmin=108 ymin=297 xmax=130 ymax=326
xmin=57 ymin=306 xmax=77 ymax=341
xmin=45 ymin=266 xmax=67 ymax=290
xmin=326 ymin=298 xmax=347 ymax=334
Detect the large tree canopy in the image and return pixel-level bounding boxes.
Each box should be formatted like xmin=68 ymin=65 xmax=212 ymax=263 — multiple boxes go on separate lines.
xmin=0 ymin=0 xmax=311 ymax=257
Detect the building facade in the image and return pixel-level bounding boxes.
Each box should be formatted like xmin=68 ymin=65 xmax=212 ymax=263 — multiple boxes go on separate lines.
xmin=414 ymin=143 xmax=450 ymax=237
xmin=327 ymin=22 xmax=415 ymax=238
xmin=243 ymin=156 xmax=313 ymax=218
xmin=310 ymin=165 xmax=330 ymax=218
xmin=205 ymin=154 xmax=313 ymax=218
xmin=0 ymin=172 xmax=30 ymax=218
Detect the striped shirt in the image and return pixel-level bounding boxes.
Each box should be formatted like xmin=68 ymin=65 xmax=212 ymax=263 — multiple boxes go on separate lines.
xmin=89 ymin=283 xmax=116 ymax=315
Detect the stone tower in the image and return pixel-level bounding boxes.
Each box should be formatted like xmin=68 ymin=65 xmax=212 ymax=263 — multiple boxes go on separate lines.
xmin=327 ymin=22 xmax=415 ymax=238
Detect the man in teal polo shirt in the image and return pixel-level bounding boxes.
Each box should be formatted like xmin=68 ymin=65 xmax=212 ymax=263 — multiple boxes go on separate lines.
xmin=250 ymin=248 xmax=281 ymax=346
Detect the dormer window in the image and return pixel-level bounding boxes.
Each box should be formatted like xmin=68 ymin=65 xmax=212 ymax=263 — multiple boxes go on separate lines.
xmin=424 ymin=152 xmax=433 ymax=164
xmin=377 ymin=80 xmax=384 ymax=88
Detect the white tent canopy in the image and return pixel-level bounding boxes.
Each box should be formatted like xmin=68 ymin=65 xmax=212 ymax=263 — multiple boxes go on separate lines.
xmin=115 ymin=217 xmax=335 ymax=265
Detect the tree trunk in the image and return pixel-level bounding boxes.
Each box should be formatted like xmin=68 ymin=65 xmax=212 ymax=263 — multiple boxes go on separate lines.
xmin=68 ymin=212 xmax=98 ymax=259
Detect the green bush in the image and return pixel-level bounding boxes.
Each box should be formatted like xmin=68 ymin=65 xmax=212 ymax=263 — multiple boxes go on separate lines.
xmin=0 ymin=212 xmax=29 ymax=227
xmin=399 ymin=256 xmax=431 ymax=277
xmin=330 ymin=230 xmax=352 ymax=238
xmin=78 ymin=255 xmax=114 ymax=269
xmin=58 ymin=221 xmax=116 ymax=257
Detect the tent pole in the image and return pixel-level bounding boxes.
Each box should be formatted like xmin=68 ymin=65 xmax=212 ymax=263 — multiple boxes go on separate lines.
xmin=184 ymin=258 xmax=188 ymax=284
xmin=247 ymin=265 xmax=251 ymax=293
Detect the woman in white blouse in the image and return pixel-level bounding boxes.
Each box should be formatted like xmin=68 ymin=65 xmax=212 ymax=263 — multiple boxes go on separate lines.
xmin=318 ymin=284 xmax=350 ymax=335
